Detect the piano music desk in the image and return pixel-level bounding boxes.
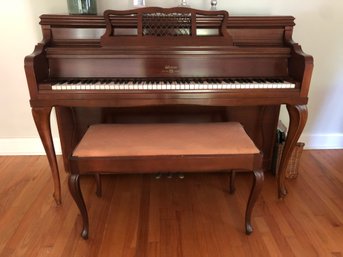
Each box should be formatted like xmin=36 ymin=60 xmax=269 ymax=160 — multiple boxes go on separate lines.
xmin=68 ymin=122 xmax=263 ymax=239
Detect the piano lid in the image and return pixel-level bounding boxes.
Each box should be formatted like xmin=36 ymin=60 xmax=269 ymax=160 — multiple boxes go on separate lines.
xmin=100 ymin=7 xmax=234 ymax=48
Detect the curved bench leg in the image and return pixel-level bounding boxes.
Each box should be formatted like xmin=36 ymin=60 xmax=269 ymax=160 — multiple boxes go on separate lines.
xmin=95 ymin=174 xmax=102 ymax=197
xmin=229 ymin=170 xmax=236 ymax=194
xmin=68 ymin=174 xmax=89 ymax=239
xmin=245 ymin=170 xmax=264 ymax=235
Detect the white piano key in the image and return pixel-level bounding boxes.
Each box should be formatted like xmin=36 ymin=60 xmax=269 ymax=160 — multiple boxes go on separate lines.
xmin=50 ymin=79 xmax=296 ymax=91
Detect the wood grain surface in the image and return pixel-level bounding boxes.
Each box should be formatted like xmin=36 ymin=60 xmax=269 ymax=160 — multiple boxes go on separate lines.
xmin=0 ymin=150 xmax=342 ymax=257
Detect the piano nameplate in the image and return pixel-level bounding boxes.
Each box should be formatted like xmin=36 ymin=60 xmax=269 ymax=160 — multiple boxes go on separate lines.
xmin=162 ymin=65 xmax=180 ymax=74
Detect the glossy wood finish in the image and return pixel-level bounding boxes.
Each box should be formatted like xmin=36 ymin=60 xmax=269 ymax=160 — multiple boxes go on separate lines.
xmin=24 ymin=7 xmax=313 ymax=204
xmin=69 ymin=169 xmax=264 ymax=239
xmin=1 ymin=151 xmax=343 ymax=256
xmin=278 ymin=104 xmax=308 ymax=198
xmin=68 ymin=174 xmax=88 ymax=239
xmin=101 ymin=7 xmax=233 ymax=47
xmin=245 ymin=170 xmax=264 ymax=234
xmin=31 ymin=107 xmax=61 ymax=204
xmin=57 ymin=106 xmax=280 ymax=173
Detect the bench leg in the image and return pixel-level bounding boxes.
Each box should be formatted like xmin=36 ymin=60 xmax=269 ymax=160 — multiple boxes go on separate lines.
xmin=68 ymin=174 xmax=89 ymax=239
xmin=245 ymin=170 xmax=264 ymax=235
xmin=229 ymin=170 xmax=236 ymax=194
xmin=94 ymin=174 xmax=102 ymax=197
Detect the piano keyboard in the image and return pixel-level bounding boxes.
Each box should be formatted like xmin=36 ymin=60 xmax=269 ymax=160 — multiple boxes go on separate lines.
xmin=51 ymin=78 xmax=295 ymax=91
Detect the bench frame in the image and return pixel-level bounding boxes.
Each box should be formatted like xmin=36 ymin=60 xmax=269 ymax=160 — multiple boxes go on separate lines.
xmin=68 ymin=123 xmax=264 ymax=239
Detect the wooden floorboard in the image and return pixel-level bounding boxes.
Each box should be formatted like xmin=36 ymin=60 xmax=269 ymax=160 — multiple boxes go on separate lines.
xmin=0 ymin=150 xmax=343 ymax=257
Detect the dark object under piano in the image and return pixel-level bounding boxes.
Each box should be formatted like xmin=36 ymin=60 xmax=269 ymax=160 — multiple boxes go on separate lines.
xmin=273 ymin=121 xmax=305 ymax=179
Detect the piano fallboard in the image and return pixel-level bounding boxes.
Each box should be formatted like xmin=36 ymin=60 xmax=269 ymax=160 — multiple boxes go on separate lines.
xmin=46 ymin=47 xmax=291 ymax=79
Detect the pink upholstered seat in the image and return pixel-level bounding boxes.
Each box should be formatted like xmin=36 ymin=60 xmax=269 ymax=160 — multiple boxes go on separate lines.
xmin=73 ymin=122 xmax=259 ymax=158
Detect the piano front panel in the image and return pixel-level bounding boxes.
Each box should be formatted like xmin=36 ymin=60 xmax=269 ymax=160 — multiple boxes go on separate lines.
xmin=56 ymin=105 xmax=280 ymax=173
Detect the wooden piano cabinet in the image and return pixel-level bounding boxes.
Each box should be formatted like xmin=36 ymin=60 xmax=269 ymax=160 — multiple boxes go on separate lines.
xmin=25 ymin=7 xmax=313 ymax=205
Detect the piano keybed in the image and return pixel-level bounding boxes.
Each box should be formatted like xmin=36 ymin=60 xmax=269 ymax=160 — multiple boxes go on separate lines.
xmin=51 ymin=78 xmax=295 ymax=91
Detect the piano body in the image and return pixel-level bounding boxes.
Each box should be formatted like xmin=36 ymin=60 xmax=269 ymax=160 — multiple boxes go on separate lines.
xmin=25 ymin=7 xmax=313 ymax=204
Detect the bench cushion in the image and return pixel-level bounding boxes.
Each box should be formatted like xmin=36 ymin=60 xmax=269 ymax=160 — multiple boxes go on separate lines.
xmin=73 ymin=122 xmax=259 ymax=158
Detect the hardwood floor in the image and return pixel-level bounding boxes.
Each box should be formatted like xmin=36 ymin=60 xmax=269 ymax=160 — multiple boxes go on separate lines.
xmin=0 ymin=150 xmax=342 ymax=257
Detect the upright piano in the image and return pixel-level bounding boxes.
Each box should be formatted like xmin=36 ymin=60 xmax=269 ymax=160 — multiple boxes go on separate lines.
xmin=25 ymin=7 xmax=313 ymax=205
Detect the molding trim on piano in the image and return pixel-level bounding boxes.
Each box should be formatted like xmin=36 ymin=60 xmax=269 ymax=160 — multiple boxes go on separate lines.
xmin=0 ymin=134 xmax=343 ymax=155
xmin=0 ymin=138 xmax=62 ymax=156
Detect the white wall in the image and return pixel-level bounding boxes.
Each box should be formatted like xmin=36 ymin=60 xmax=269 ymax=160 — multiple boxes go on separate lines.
xmin=0 ymin=0 xmax=342 ymax=154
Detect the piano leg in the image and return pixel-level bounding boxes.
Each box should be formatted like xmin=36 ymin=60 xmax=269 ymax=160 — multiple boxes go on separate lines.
xmin=32 ymin=107 xmax=61 ymax=205
xmin=277 ymin=104 xmax=308 ymax=199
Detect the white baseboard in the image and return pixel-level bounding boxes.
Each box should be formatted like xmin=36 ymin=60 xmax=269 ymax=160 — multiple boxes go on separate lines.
xmin=0 ymin=138 xmax=62 ymax=155
xmin=300 ymin=133 xmax=343 ymax=150
xmin=0 ymin=134 xmax=343 ymax=155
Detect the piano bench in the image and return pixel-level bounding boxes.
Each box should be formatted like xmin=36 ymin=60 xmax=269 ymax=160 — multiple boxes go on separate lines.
xmin=68 ymin=122 xmax=264 ymax=239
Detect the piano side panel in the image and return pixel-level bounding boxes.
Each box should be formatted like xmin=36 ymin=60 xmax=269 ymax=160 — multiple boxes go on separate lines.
xmin=25 ymin=43 xmax=50 ymax=99
xmin=287 ymin=42 xmax=313 ymax=98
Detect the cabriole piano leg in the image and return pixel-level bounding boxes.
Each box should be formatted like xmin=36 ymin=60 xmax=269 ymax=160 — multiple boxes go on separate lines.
xmin=245 ymin=169 xmax=264 ymax=234
xmin=68 ymin=174 xmax=89 ymax=239
xmin=32 ymin=107 xmax=61 ymax=205
xmin=278 ymin=104 xmax=308 ymax=199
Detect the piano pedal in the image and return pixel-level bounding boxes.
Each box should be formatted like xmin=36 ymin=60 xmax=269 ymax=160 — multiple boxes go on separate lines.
xmin=178 ymin=173 xmax=185 ymax=179
xmin=154 ymin=173 xmax=162 ymax=179
xmin=153 ymin=173 xmax=185 ymax=179
xmin=167 ymin=173 xmax=185 ymax=179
